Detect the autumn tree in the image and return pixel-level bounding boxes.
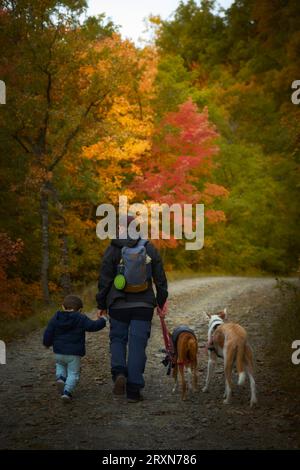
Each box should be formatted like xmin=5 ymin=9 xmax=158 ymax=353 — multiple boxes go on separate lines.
xmin=131 ymin=98 xmax=227 ymax=266
xmin=0 ymin=1 xmax=135 ymax=301
xmin=154 ymin=0 xmax=300 ymax=273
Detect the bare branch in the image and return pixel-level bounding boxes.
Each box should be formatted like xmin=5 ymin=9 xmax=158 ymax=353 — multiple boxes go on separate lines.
xmin=12 ymin=133 xmax=32 ymax=154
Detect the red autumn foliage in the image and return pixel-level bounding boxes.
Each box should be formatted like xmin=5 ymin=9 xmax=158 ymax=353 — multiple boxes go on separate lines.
xmin=132 ymin=100 xmax=228 ymax=248
xmin=133 ymin=99 xmax=222 ymax=205
xmin=0 ymin=233 xmax=40 ymax=318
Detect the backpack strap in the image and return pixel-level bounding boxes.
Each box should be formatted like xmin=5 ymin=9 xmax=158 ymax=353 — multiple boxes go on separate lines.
xmin=121 ymin=238 xmax=148 ymax=252
xmin=119 ymin=238 xmax=149 ymax=263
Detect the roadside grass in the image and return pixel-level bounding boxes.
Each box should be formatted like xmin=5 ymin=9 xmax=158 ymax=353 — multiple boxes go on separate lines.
xmin=269 ymin=278 xmax=300 ymax=394
xmin=0 ymin=284 xmax=98 ymax=343
xmin=166 ymin=269 xmax=268 ymax=281
xmin=0 ymin=305 xmax=54 ymax=343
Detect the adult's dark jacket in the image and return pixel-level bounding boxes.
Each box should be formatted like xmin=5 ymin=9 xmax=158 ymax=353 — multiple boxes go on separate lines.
xmin=43 ymin=311 xmax=106 ymax=357
xmin=96 ymin=237 xmax=168 ymax=311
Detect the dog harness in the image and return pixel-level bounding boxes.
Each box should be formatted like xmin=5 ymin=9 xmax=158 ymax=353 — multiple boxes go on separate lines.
xmin=207 ymin=318 xmax=224 ymax=358
xmin=172 ymin=325 xmax=196 ymax=349
xmin=172 ymin=326 xmax=197 ymax=367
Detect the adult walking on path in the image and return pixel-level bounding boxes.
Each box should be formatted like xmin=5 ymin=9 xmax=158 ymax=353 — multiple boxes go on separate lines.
xmin=96 ymin=216 xmax=168 ymax=402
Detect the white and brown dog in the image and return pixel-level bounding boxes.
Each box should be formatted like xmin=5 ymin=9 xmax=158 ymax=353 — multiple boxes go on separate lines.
xmin=202 ymin=308 xmax=257 ymax=407
xmin=171 ymin=326 xmax=198 ymax=401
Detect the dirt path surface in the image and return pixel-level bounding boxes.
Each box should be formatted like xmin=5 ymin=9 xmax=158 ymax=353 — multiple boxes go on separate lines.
xmin=0 ymin=277 xmax=299 ymax=450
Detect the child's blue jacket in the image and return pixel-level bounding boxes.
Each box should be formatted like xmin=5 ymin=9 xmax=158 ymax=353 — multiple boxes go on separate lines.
xmin=43 ymin=311 xmax=106 ymax=357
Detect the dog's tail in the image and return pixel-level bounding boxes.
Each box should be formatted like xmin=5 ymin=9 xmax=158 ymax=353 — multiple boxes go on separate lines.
xmin=236 ymin=342 xmax=246 ymax=385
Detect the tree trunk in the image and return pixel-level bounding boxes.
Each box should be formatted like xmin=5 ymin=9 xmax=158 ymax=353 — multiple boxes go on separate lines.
xmin=162 ymin=246 xmax=167 ymax=264
xmin=40 ymin=185 xmax=50 ymax=303
xmin=59 ymin=228 xmax=72 ymax=296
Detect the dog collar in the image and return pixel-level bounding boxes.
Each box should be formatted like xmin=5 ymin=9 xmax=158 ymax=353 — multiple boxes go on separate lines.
xmin=208 ymin=319 xmax=223 ymax=340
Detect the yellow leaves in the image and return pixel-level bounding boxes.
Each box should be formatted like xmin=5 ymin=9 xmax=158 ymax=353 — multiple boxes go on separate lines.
xmin=79 ymin=65 xmax=95 ymax=77
xmin=149 ymin=15 xmax=162 ymax=26
xmin=25 ymin=165 xmax=53 ymax=190
xmin=107 ymin=96 xmax=153 ymax=134
xmin=81 ymin=93 xmax=153 ymax=202
xmin=81 ymin=219 xmax=96 ymax=229
xmin=69 ymin=41 xmax=157 ymax=207
xmin=123 ymin=138 xmax=151 ymax=159
xmin=63 ymin=158 xmax=80 ymax=175
xmin=82 ymin=137 xmax=149 ymax=163
xmin=131 ymin=164 xmax=143 ymax=176
xmin=107 ymin=188 xmax=136 ymax=205
xmin=82 ymin=142 xmax=105 ymax=160
xmin=138 ymin=47 xmax=159 ymax=99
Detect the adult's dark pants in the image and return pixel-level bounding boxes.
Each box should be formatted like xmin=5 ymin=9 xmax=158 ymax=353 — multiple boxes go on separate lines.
xmin=109 ymin=307 xmax=153 ymax=399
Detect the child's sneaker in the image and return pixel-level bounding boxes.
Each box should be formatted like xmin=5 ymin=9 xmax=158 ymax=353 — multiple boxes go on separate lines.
xmin=56 ymin=376 xmax=66 ymax=393
xmin=61 ymin=390 xmax=72 ymax=401
xmin=56 ymin=376 xmax=66 ymax=384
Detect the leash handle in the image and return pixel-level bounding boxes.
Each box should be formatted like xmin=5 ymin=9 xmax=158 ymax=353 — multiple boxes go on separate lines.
xmin=157 ymin=300 xmax=168 ymax=318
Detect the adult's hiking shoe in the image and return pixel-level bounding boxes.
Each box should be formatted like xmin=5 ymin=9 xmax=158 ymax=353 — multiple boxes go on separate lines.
xmin=127 ymin=393 xmax=144 ymax=403
xmin=113 ymin=374 xmax=126 ymax=396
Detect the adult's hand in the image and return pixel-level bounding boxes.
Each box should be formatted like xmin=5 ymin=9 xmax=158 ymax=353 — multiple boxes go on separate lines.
xmin=157 ymin=301 xmax=168 ymax=317
xmin=97 ymin=309 xmax=107 ymax=319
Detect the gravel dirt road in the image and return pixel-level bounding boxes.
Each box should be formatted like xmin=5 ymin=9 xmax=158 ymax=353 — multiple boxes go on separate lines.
xmin=0 ymin=276 xmax=299 ymax=450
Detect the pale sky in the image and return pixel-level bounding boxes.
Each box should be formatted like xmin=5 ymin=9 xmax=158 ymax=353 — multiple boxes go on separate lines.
xmin=86 ymin=0 xmax=234 ymax=45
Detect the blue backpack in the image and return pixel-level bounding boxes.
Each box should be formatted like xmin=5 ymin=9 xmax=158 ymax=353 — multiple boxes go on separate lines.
xmin=119 ymin=239 xmax=152 ymax=293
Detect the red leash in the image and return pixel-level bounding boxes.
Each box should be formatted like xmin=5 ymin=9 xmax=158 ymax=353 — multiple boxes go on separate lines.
xmin=157 ymin=302 xmax=175 ymax=374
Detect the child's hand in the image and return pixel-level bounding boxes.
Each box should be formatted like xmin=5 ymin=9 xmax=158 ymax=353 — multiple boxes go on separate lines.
xmin=97 ymin=309 xmax=107 ymax=319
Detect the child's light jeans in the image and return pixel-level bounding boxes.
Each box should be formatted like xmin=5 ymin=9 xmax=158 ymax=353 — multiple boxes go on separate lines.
xmin=55 ymin=354 xmax=81 ymax=393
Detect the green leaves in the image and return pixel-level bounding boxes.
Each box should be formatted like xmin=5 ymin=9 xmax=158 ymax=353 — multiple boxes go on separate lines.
xmin=154 ymin=0 xmax=300 ymax=274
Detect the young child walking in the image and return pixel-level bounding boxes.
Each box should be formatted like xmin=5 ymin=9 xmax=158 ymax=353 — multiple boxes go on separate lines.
xmin=43 ymin=295 xmax=107 ymax=401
